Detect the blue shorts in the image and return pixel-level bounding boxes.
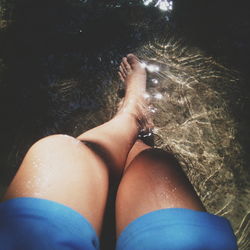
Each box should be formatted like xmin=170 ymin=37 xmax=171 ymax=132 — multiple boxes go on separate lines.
xmin=0 ymin=197 xmax=237 ymax=250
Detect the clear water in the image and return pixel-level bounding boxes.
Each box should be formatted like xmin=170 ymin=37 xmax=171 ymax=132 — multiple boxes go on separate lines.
xmin=0 ymin=0 xmax=249 ymax=249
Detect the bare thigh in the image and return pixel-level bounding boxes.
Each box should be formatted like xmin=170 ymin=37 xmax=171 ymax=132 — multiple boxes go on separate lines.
xmin=2 ymin=134 xmax=109 ymax=235
xmin=115 ymin=142 xmax=205 ymax=236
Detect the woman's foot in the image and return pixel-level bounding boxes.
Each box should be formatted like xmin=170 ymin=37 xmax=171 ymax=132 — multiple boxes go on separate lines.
xmin=118 ymin=54 xmax=146 ymax=93
xmin=117 ymin=54 xmax=153 ymax=131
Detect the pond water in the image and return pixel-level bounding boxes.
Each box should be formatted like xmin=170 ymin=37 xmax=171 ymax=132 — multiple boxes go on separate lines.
xmin=0 ymin=0 xmax=249 ymax=249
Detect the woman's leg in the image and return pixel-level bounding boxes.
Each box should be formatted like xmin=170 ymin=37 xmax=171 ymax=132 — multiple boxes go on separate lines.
xmin=2 ymin=54 xmax=149 ymax=236
xmin=116 ymin=140 xmax=238 ymax=250
xmin=116 ymin=129 xmax=205 ymax=233
xmin=77 ymin=54 xmax=150 ymax=177
xmin=116 ymin=140 xmax=205 ymax=236
xmin=2 ymin=134 xmax=109 ymax=235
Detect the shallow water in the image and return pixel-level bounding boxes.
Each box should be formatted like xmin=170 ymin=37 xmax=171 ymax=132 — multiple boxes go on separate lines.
xmin=0 ymin=0 xmax=250 ymax=249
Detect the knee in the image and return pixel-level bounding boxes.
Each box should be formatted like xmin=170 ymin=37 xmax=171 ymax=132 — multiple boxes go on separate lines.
xmin=27 ymin=134 xmax=107 ymax=174
xmin=28 ymin=134 xmax=83 ymax=156
xmin=34 ymin=134 xmax=79 ymax=146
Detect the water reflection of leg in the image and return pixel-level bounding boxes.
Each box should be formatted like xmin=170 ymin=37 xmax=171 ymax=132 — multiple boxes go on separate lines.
xmin=115 ymin=139 xmax=205 ymax=236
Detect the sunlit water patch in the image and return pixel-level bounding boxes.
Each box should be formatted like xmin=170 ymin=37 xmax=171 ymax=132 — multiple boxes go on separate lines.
xmin=143 ymin=0 xmax=173 ymax=12
xmin=143 ymin=0 xmax=173 ymax=20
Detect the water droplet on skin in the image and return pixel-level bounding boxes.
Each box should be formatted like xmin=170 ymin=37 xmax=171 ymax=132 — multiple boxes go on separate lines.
xmin=73 ymin=138 xmax=81 ymax=145
xmin=26 ymin=180 xmax=32 ymax=188
xmin=159 ymin=192 xmax=166 ymax=199
xmin=32 ymin=160 xmax=40 ymax=168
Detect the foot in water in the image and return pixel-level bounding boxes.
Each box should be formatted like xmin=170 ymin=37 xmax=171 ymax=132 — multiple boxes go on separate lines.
xmin=117 ymin=54 xmax=153 ymax=132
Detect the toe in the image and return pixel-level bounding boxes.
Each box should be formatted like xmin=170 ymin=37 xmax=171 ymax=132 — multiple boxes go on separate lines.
xmin=126 ymin=53 xmax=135 ymax=57
xmin=122 ymin=57 xmax=127 ymax=63
xmin=122 ymin=57 xmax=132 ymax=71
xmin=121 ymin=62 xmax=128 ymax=73
xmin=118 ymin=72 xmax=125 ymax=82
xmin=121 ymin=70 xmax=126 ymax=79
xmin=126 ymin=53 xmax=139 ymax=63
xmin=119 ymin=65 xmax=125 ymax=74
xmin=126 ymin=54 xmax=141 ymax=69
xmin=119 ymin=65 xmax=127 ymax=79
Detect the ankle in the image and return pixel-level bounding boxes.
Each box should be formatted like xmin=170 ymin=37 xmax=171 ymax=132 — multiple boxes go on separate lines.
xmin=113 ymin=112 xmax=141 ymax=130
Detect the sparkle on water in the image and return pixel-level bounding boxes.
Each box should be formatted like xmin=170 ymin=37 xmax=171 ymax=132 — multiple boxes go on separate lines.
xmin=152 ymin=78 xmax=159 ymax=84
xmin=143 ymin=0 xmax=153 ymax=6
xmin=140 ymin=61 xmax=160 ymax=72
xmin=154 ymin=92 xmax=163 ymax=99
xmin=143 ymin=0 xmax=173 ymax=12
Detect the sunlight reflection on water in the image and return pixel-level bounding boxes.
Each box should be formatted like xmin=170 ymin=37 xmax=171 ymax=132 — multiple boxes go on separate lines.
xmin=143 ymin=0 xmax=173 ymax=12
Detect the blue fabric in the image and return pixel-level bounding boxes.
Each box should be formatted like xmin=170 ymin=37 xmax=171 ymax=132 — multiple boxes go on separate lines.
xmin=0 ymin=198 xmax=237 ymax=250
xmin=116 ymin=208 xmax=238 ymax=250
xmin=0 ymin=197 xmax=99 ymax=250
